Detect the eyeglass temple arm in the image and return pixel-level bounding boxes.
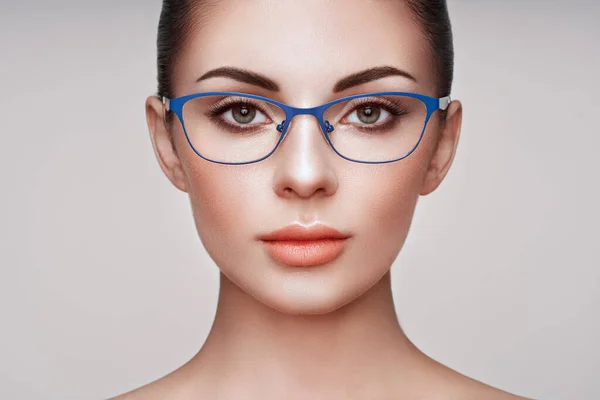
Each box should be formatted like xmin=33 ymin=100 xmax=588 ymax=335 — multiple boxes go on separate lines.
xmin=161 ymin=96 xmax=171 ymax=112
xmin=439 ymin=96 xmax=451 ymax=111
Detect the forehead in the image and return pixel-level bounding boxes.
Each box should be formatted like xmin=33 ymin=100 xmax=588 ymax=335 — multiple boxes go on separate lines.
xmin=174 ymin=0 xmax=434 ymax=99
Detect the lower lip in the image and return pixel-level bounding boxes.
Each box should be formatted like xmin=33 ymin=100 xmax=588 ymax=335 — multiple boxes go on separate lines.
xmin=261 ymin=239 xmax=349 ymax=267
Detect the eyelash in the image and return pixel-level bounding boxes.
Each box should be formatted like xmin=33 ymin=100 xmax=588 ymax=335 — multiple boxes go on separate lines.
xmin=204 ymin=96 xmax=409 ymax=133
xmin=205 ymin=97 xmax=272 ymax=133
xmin=340 ymin=97 xmax=409 ymax=131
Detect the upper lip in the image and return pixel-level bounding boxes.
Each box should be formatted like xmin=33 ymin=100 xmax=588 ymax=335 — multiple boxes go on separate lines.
xmin=258 ymin=223 xmax=350 ymax=241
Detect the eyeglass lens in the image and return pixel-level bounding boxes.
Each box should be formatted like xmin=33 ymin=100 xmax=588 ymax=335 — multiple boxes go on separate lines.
xmin=181 ymin=94 xmax=428 ymax=163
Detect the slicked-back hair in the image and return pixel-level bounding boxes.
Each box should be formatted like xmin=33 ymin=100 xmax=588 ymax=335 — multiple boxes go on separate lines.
xmin=156 ymin=0 xmax=453 ymax=106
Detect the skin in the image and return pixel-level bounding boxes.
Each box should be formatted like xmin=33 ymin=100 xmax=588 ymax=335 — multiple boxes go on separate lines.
xmin=114 ymin=1 xmax=531 ymax=399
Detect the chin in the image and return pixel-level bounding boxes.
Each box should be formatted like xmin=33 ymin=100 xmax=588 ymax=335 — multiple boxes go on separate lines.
xmin=258 ymin=289 xmax=356 ymax=316
xmin=238 ymin=265 xmax=387 ymax=316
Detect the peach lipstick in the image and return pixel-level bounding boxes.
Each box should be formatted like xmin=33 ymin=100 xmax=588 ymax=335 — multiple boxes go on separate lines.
xmin=258 ymin=224 xmax=350 ymax=267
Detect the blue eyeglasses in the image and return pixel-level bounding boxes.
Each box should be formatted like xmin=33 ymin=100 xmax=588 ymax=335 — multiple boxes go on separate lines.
xmin=162 ymin=91 xmax=451 ymax=165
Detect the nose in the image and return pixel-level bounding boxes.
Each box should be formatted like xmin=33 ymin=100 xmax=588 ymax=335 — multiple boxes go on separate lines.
xmin=272 ymin=114 xmax=338 ymax=199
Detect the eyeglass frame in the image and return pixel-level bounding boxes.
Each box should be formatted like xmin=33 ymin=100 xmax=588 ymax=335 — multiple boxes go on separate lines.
xmin=161 ymin=91 xmax=451 ymax=165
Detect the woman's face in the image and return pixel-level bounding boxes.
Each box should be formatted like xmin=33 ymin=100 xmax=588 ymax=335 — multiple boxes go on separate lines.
xmin=147 ymin=0 xmax=460 ymax=314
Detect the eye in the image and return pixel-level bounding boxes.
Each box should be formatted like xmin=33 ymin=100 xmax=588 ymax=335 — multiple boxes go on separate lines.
xmin=347 ymin=104 xmax=391 ymax=125
xmin=224 ymin=104 xmax=268 ymax=125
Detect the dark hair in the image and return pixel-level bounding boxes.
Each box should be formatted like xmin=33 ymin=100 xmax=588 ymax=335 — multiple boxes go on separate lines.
xmin=156 ymin=0 xmax=453 ymax=100
xmin=405 ymin=0 xmax=454 ymax=98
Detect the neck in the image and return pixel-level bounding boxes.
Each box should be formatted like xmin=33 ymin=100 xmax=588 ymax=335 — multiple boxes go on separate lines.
xmin=187 ymin=271 xmax=428 ymax=398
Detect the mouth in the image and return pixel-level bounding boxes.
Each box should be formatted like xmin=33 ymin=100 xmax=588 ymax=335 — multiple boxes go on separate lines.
xmin=257 ymin=223 xmax=351 ymax=267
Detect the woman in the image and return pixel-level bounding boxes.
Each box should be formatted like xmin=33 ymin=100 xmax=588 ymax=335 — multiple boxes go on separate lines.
xmin=115 ymin=0 xmax=531 ymax=398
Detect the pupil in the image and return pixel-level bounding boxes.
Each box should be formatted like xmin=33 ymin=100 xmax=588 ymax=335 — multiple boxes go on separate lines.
xmin=232 ymin=105 xmax=256 ymax=124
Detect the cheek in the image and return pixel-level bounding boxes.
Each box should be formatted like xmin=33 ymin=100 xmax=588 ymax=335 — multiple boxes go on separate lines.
xmin=351 ymin=162 xmax=423 ymax=250
xmin=187 ymin=167 xmax=244 ymax=230
xmin=339 ymin=140 xmax=435 ymax=283
xmin=183 ymin=157 xmax=269 ymax=263
xmin=357 ymin=147 xmax=426 ymax=214
xmin=347 ymin=122 xmax=438 ymax=239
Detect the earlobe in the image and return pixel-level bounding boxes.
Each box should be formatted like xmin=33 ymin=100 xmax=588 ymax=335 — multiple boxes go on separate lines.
xmin=420 ymin=100 xmax=462 ymax=196
xmin=145 ymin=96 xmax=189 ymax=193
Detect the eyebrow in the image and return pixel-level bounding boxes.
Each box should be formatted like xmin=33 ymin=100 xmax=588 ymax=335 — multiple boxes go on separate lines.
xmin=197 ymin=67 xmax=280 ymax=91
xmin=332 ymin=66 xmax=416 ymax=92
xmin=196 ymin=65 xmax=416 ymax=93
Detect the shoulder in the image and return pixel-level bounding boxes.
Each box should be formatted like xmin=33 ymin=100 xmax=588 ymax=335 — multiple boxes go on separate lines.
xmin=107 ymin=361 xmax=218 ymax=400
xmin=407 ymin=357 xmax=534 ymax=400
xmin=107 ymin=383 xmax=165 ymax=400
xmin=467 ymin=385 xmax=534 ymax=400
xmin=448 ymin=374 xmax=534 ymax=400
xmin=107 ymin=373 xmax=193 ymax=400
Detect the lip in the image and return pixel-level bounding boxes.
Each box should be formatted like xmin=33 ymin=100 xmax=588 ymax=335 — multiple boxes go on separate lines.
xmin=258 ymin=223 xmax=351 ymax=267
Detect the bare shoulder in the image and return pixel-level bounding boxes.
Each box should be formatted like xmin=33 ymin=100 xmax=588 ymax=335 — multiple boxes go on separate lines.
xmin=107 ymin=371 xmax=194 ymax=400
xmin=445 ymin=371 xmax=534 ymax=400
xmin=410 ymin=356 xmax=534 ymax=400
xmin=106 ymin=358 xmax=218 ymax=400
xmin=419 ymin=377 xmax=534 ymax=400
xmin=465 ymin=383 xmax=534 ymax=400
xmin=107 ymin=379 xmax=170 ymax=400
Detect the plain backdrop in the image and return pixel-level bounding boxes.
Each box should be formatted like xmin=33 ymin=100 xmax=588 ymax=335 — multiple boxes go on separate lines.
xmin=1 ymin=1 xmax=599 ymax=399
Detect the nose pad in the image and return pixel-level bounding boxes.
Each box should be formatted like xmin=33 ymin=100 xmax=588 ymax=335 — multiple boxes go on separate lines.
xmin=324 ymin=120 xmax=335 ymax=133
xmin=276 ymin=120 xmax=287 ymax=133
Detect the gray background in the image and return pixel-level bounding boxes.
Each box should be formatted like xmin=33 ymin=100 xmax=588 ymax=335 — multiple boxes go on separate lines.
xmin=1 ymin=1 xmax=599 ymax=399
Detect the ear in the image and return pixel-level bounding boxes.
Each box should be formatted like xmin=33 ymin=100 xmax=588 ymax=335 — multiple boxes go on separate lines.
xmin=420 ymin=100 xmax=462 ymax=196
xmin=145 ymin=96 xmax=188 ymax=193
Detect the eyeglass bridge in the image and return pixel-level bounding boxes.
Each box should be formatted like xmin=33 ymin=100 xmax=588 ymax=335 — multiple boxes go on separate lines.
xmin=276 ymin=119 xmax=335 ymax=133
